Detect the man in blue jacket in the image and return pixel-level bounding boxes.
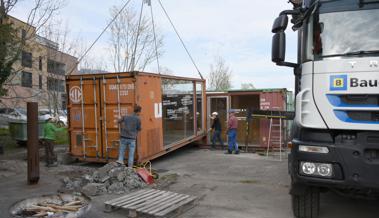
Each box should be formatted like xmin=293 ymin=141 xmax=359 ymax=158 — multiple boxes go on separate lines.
xmin=117 ymin=105 xmax=142 ymax=167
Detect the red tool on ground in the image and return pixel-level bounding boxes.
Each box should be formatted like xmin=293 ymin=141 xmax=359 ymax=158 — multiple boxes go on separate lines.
xmin=135 ymin=162 xmax=155 ymax=185
xmin=136 ymin=168 xmax=154 ymax=185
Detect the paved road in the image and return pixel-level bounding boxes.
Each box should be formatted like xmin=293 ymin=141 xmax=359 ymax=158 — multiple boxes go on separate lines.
xmin=151 ymin=147 xmax=379 ymax=218
xmin=1 ymin=146 xmax=379 ymax=218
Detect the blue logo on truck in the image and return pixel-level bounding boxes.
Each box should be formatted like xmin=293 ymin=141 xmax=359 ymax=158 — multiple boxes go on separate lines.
xmin=330 ymin=75 xmax=347 ymax=91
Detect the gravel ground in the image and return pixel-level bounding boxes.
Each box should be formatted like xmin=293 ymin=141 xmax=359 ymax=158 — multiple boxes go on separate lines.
xmin=1 ymin=146 xmax=379 ymax=218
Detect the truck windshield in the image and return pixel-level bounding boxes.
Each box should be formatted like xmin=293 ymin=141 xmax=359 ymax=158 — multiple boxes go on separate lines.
xmin=313 ymin=9 xmax=379 ymax=60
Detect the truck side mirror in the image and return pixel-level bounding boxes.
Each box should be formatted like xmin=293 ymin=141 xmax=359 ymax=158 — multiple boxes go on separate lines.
xmin=272 ymin=15 xmax=288 ymax=33
xmin=272 ymin=32 xmax=286 ymax=63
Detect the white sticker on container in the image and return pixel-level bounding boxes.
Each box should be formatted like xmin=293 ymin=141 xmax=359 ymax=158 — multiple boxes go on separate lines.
xmin=155 ymin=103 xmax=162 ymax=118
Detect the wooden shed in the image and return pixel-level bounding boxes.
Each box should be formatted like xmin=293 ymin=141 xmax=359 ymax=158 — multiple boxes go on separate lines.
xmin=207 ymin=88 xmax=291 ymax=149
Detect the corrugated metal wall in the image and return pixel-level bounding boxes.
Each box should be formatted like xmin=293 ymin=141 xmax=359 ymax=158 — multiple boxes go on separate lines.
xmin=67 ymin=72 xmax=207 ymax=163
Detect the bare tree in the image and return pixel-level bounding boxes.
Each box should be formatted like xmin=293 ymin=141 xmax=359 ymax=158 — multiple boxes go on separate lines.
xmin=108 ymin=4 xmax=163 ymax=72
xmin=241 ymin=83 xmax=256 ymax=90
xmin=38 ymin=20 xmax=74 ymax=113
xmin=208 ymin=56 xmax=232 ymax=91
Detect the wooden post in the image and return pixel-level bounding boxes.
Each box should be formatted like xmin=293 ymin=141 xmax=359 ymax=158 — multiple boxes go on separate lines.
xmin=27 ymin=102 xmax=39 ymax=185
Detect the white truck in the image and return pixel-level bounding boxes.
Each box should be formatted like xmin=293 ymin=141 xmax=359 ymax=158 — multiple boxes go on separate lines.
xmin=271 ymin=0 xmax=379 ymax=217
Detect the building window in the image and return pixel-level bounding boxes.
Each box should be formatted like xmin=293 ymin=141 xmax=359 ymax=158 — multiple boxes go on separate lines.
xmin=21 ymin=72 xmax=33 ymax=88
xmin=21 ymin=29 xmax=26 ymax=41
xmin=39 ymin=75 xmax=43 ymax=89
xmin=47 ymin=77 xmax=65 ymax=92
xmin=39 ymin=56 xmax=43 ymax=71
xmin=21 ymin=51 xmax=32 ymax=68
xmin=61 ymin=93 xmax=67 ymax=110
xmin=47 ymin=59 xmax=66 ymax=75
xmin=47 ymin=77 xmax=55 ymax=91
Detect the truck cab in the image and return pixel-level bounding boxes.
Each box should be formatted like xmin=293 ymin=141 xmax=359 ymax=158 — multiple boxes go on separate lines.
xmin=271 ymin=0 xmax=379 ymax=217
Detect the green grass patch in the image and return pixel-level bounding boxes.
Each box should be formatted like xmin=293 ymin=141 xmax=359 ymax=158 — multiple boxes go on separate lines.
xmin=0 ymin=128 xmax=18 ymax=151
xmin=0 ymin=128 xmax=10 ymax=136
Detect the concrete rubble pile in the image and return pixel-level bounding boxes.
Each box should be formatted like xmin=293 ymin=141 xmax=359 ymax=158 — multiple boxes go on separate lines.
xmin=61 ymin=162 xmax=146 ymax=196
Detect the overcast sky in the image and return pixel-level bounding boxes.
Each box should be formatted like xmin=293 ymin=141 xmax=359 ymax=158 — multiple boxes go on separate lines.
xmin=11 ymin=0 xmax=297 ymax=90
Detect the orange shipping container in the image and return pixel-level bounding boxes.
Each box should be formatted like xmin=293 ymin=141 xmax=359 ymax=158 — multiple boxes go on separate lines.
xmin=66 ymin=72 xmax=207 ymax=163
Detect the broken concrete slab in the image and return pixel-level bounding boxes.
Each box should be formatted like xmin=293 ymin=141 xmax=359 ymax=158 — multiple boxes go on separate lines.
xmin=108 ymin=182 xmax=125 ymax=194
xmin=60 ymin=162 xmax=147 ymax=196
xmin=82 ymin=183 xmax=107 ymax=196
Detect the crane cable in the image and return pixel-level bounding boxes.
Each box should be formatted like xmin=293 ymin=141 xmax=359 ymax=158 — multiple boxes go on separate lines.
xmin=129 ymin=0 xmax=145 ymax=71
xmin=148 ymin=0 xmax=161 ymax=74
xmin=156 ymin=0 xmax=204 ymax=80
xmin=67 ymin=0 xmax=133 ymax=75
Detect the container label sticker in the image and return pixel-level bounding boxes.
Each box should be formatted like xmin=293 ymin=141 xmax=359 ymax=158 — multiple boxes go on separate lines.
xmin=109 ymin=84 xmax=134 ymax=96
xmin=260 ymin=98 xmax=271 ymax=110
xmin=155 ymin=103 xmax=162 ymax=118
xmin=70 ymin=86 xmax=82 ymax=104
xmin=74 ymin=113 xmax=81 ymax=121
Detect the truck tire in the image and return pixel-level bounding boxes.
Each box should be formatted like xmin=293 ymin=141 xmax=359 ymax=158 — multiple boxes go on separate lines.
xmin=292 ymin=187 xmax=320 ymax=218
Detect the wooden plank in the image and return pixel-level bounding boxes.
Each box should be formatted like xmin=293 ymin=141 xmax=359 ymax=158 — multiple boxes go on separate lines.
xmin=132 ymin=192 xmax=180 ymax=212
xmin=131 ymin=192 xmax=177 ymax=211
xmin=119 ymin=190 xmax=167 ymax=208
xmin=141 ymin=193 xmax=185 ymax=214
xmin=104 ymin=189 xmax=197 ymax=218
xmin=155 ymin=196 xmax=197 ymax=217
xmin=111 ymin=189 xmax=160 ymax=206
xmin=109 ymin=189 xmax=158 ymax=206
xmin=146 ymin=195 xmax=190 ymax=215
xmin=105 ymin=189 xmax=152 ymax=205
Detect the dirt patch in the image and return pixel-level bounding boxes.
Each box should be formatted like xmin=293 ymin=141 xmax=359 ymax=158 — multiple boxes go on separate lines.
xmin=239 ymin=179 xmax=260 ymax=184
xmin=154 ymin=173 xmax=179 ymax=189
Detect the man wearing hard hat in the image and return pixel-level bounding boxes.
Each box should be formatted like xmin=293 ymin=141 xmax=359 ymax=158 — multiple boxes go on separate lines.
xmin=42 ymin=116 xmax=64 ymax=167
xmin=209 ymin=112 xmax=224 ymax=149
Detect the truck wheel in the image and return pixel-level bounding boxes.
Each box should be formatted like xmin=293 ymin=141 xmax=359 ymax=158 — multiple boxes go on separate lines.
xmin=292 ymin=187 xmax=320 ymax=218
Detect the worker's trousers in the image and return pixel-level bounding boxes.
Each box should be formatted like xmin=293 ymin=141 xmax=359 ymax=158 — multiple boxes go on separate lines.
xmin=228 ymin=129 xmax=238 ymax=152
xmin=212 ymin=130 xmax=224 ymax=148
xmin=118 ymin=137 xmax=136 ymax=167
xmin=43 ymin=139 xmax=57 ymax=165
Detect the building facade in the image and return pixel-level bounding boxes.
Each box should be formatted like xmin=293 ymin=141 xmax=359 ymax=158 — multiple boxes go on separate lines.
xmin=0 ymin=16 xmax=78 ymax=111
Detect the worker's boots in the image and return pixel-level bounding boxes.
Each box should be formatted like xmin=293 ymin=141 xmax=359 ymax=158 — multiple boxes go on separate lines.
xmin=225 ymin=150 xmax=232 ymax=154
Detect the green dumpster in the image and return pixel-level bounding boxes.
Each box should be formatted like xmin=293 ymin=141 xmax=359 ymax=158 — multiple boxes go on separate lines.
xmin=8 ymin=121 xmax=46 ymax=142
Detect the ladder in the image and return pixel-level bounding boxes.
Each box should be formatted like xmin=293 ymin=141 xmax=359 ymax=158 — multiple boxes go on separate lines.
xmin=266 ymin=117 xmax=284 ymax=161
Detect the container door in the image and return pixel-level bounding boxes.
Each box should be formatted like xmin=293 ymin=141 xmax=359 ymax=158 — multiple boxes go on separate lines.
xmin=230 ymin=94 xmax=261 ymax=147
xmin=99 ymin=75 xmax=135 ymax=160
xmin=68 ymin=77 xmax=101 ymax=159
xmin=207 ymin=96 xmax=229 ymax=144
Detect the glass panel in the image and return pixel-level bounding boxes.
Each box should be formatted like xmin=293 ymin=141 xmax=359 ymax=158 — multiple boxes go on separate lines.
xmin=48 ymin=59 xmax=66 ymax=75
xmin=21 ymin=51 xmax=32 ymax=68
xmin=314 ymin=9 xmax=379 ymax=59
xmin=162 ymin=79 xmax=195 ymax=146
xmin=21 ymin=71 xmax=32 ymax=88
xmin=196 ymin=83 xmax=203 ymax=134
